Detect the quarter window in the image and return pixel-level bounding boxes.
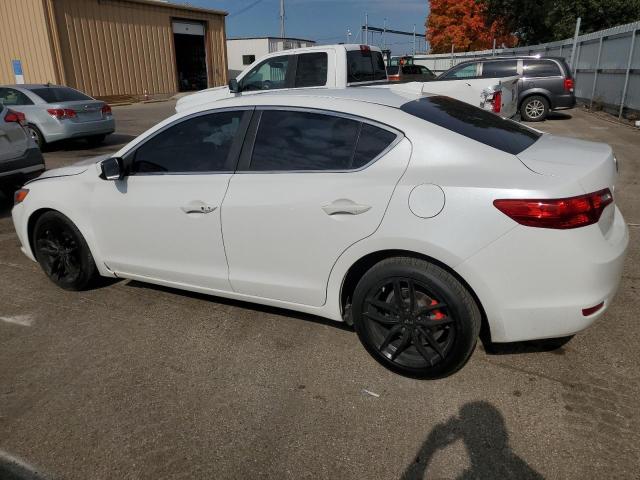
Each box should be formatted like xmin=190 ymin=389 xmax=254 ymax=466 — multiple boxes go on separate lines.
xmin=240 ymin=55 xmax=289 ymax=91
xmin=249 ymin=110 xmax=397 ymax=171
xmin=523 ymin=60 xmax=562 ymax=77
xmin=294 ymin=52 xmax=328 ymax=88
xmin=131 ymin=111 xmax=244 ymax=174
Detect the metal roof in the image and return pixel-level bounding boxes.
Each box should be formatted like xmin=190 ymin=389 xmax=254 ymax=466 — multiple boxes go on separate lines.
xmin=122 ymin=0 xmax=227 ymax=16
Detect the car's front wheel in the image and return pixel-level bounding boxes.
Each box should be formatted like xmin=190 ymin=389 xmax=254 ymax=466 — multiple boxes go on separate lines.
xmin=32 ymin=211 xmax=98 ymax=290
xmin=352 ymin=257 xmax=481 ymax=379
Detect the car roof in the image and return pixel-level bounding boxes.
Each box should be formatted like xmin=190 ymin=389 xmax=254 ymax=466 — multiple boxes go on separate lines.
xmin=0 ymin=84 xmax=64 ymax=90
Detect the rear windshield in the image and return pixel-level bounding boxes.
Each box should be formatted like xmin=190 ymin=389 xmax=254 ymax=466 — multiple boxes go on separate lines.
xmin=30 ymin=87 xmax=92 ymax=103
xmin=347 ymin=50 xmax=387 ymax=83
xmin=400 ymin=96 xmax=541 ymax=155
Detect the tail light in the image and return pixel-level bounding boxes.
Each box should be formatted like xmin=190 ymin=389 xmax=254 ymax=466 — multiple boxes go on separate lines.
xmin=388 ymin=74 xmax=400 ymax=81
xmin=493 ymin=188 xmax=613 ymax=229
xmin=14 ymin=188 xmax=29 ymax=205
xmin=101 ymin=104 xmax=112 ymax=115
xmin=4 ymin=109 xmax=26 ymax=126
xmin=492 ymin=91 xmax=502 ymax=113
xmin=564 ymin=78 xmax=574 ymax=92
xmin=47 ymin=108 xmax=76 ymax=119
xmin=582 ymin=301 xmax=604 ymax=317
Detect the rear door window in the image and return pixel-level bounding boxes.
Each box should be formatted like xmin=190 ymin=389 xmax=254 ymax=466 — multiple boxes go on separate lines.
xmin=294 ymin=52 xmax=328 ymax=88
xmin=442 ymin=63 xmax=478 ymax=79
xmin=30 ymin=87 xmax=92 ymax=103
xmin=400 ymin=96 xmax=540 ymax=155
xmin=482 ymin=60 xmax=517 ymax=78
xmin=523 ymin=60 xmax=562 ymax=77
xmin=347 ymin=49 xmax=387 ymax=83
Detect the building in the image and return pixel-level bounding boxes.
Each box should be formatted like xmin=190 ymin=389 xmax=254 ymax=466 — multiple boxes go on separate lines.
xmin=227 ymin=37 xmax=316 ymax=78
xmin=0 ymin=0 xmax=228 ymax=99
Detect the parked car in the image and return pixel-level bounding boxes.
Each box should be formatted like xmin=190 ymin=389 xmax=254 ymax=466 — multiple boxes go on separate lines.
xmin=387 ymin=64 xmax=436 ymax=82
xmin=0 ymin=84 xmax=115 ymax=149
xmin=439 ymin=56 xmax=576 ymax=121
xmin=176 ymin=44 xmax=520 ymax=119
xmin=12 ymin=88 xmax=627 ymax=378
xmin=0 ymin=104 xmax=45 ymax=198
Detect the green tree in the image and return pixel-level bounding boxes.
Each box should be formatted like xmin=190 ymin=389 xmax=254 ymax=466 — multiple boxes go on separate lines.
xmin=480 ymin=0 xmax=640 ymax=44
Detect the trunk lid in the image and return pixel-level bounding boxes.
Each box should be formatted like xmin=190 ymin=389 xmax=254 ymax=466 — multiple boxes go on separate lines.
xmin=517 ymin=134 xmax=617 ymax=194
xmin=50 ymin=100 xmax=106 ymax=123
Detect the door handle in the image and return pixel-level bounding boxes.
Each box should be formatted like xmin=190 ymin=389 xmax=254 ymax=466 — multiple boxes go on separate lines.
xmin=322 ymin=199 xmax=371 ymax=216
xmin=181 ymin=201 xmax=217 ymax=214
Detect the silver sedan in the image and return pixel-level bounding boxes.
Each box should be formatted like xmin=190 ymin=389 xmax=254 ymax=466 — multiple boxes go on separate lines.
xmin=0 ymin=84 xmax=115 ymax=149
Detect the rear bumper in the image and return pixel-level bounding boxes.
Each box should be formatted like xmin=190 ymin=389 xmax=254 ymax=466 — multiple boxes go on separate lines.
xmin=42 ymin=117 xmax=115 ymax=143
xmin=552 ymin=93 xmax=576 ymax=110
xmin=456 ymin=205 xmax=629 ymax=343
xmin=0 ymin=147 xmax=45 ymax=184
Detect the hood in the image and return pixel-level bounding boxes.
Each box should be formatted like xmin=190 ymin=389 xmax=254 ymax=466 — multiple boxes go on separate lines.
xmin=175 ymin=86 xmax=229 ymax=113
xmin=517 ymin=134 xmax=617 ymax=193
xmin=27 ymin=154 xmax=110 ymax=183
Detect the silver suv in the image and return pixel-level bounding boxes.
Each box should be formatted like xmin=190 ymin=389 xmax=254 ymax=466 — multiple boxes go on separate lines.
xmin=0 ymin=104 xmax=45 ymax=199
xmin=439 ymin=56 xmax=576 ymax=121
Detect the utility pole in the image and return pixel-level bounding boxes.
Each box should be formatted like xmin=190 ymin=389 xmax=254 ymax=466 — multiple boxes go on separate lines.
xmin=279 ymin=0 xmax=285 ymax=39
xmin=383 ymin=18 xmax=387 ymax=50
xmin=413 ymin=24 xmax=416 ymax=55
xmin=569 ymin=17 xmax=581 ymax=68
xmin=365 ymin=13 xmax=368 ymax=45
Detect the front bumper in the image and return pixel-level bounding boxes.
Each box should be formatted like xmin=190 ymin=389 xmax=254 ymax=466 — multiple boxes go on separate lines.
xmin=456 ymin=205 xmax=629 ymax=343
xmin=0 ymin=147 xmax=45 ymax=184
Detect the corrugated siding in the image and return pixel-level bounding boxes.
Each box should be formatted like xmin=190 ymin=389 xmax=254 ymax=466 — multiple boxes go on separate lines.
xmin=0 ymin=0 xmax=58 ymax=85
xmin=52 ymin=0 xmax=227 ymax=96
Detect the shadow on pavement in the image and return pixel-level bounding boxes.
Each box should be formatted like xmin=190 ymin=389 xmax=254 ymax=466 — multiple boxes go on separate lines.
xmin=43 ymin=133 xmax=136 ymax=152
xmin=545 ymin=111 xmax=572 ymax=121
xmin=481 ymin=335 xmax=574 ymax=356
xmin=0 ymin=452 xmax=53 ymax=480
xmin=400 ymin=401 xmax=543 ymax=480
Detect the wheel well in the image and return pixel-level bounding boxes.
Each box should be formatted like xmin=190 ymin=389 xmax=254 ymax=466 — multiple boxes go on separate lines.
xmin=519 ymin=92 xmax=551 ymax=109
xmin=27 ymin=208 xmax=55 ymax=255
xmin=339 ymin=249 xmax=490 ymax=339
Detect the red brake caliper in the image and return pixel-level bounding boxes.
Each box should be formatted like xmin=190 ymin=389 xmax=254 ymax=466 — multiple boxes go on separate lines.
xmin=430 ymin=298 xmax=446 ymax=320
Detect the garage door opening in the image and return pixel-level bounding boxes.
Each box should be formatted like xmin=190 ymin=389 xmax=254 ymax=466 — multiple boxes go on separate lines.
xmin=173 ymin=21 xmax=208 ymax=92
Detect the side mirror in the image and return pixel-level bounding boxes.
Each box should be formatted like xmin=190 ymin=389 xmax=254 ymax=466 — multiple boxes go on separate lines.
xmin=228 ymin=78 xmax=240 ymax=94
xmin=100 ymin=157 xmax=124 ymax=180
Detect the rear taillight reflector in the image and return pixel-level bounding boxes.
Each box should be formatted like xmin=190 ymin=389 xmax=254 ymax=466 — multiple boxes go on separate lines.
xmin=582 ymin=301 xmax=604 ymax=316
xmin=492 ymin=91 xmax=502 ymax=113
xmin=493 ymin=188 xmax=613 ymax=229
xmin=4 ymin=109 xmax=26 ymax=126
xmin=47 ymin=108 xmax=76 ymax=119
xmin=102 ymin=104 xmax=112 ymax=115
xmin=564 ymin=78 xmax=574 ymax=92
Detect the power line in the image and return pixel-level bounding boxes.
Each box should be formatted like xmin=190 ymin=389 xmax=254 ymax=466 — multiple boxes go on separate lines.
xmin=229 ymin=0 xmax=266 ymax=18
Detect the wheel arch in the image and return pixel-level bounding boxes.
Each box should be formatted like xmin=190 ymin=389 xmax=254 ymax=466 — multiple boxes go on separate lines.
xmin=518 ymin=90 xmax=552 ymax=109
xmin=339 ymin=249 xmax=490 ymax=340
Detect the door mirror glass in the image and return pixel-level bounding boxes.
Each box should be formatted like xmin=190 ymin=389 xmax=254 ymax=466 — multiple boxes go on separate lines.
xmin=228 ymin=78 xmax=239 ymax=93
xmin=100 ymin=157 xmax=124 ymax=180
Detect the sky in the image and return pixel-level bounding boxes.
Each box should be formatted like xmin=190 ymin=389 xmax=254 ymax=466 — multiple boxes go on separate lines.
xmin=178 ymin=0 xmax=429 ymax=54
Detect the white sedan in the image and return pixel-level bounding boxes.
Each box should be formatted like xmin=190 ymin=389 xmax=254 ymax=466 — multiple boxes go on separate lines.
xmin=11 ymin=88 xmax=628 ymax=378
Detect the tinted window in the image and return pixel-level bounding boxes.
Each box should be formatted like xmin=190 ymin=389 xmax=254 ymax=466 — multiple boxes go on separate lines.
xmin=353 ymin=124 xmax=398 ymax=169
xmin=443 ymin=63 xmax=478 ymax=79
xmin=523 ymin=60 xmax=562 ymax=77
xmin=400 ymin=96 xmax=540 ymax=155
xmin=242 ymin=55 xmax=255 ymax=65
xmin=30 ymin=87 xmax=92 ymax=102
xmin=347 ymin=50 xmax=387 ymax=82
xmin=240 ymin=55 xmax=289 ymax=91
xmin=0 ymin=88 xmax=33 ymax=106
xmin=482 ymin=60 xmax=517 ymax=78
xmin=294 ymin=52 xmax=328 ymax=87
xmin=387 ymin=66 xmax=399 ymax=75
xmin=132 ymin=111 xmax=244 ymax=174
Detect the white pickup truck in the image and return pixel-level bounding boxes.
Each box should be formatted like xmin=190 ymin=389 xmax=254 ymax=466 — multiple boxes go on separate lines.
xmin=176 ymin=44 xmax=519 ymax=118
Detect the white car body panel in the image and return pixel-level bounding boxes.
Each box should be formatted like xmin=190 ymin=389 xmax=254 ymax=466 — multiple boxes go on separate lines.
xmin=13 ymin=88 xmax=628 ymax=345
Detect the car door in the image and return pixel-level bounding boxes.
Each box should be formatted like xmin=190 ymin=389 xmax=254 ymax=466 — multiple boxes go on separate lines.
xmin=221 ymin=108 xmax=411 ymax=307
xmin=90 ymin=108 xmax=251 ymax=291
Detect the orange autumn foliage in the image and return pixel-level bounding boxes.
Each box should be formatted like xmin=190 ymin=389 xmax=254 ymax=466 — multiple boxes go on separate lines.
xmin=426 ymin=0 xmax=517 ymax=53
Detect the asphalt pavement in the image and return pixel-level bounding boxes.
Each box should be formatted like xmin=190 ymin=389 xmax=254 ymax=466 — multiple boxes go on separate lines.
xmin=0 ymin=102 xmax=638 ymax=480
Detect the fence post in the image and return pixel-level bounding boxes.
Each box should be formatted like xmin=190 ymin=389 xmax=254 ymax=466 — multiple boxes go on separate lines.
xmin=619 ymin=29 xmax=637 ymax=119
xmin=569 ymin=17 xmax=581 ymax=68
xmin=590 ymin=36 xmax=603 ymax=109
xmin=572 ymin=42 xmax=581 ymax=77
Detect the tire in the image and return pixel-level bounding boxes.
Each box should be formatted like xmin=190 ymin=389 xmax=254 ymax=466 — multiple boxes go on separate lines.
xmin=352 ymin=257 xmax=481 ymax=379
xmin=32 ymin=211 xmax=98 ymax=291
xmin=520 ymin=95 xmax=549 ymax=122
xmin=86 ymin=134 xmax=106 ymax=147
xmin=26 ymin=124 xmax=45 ymax=150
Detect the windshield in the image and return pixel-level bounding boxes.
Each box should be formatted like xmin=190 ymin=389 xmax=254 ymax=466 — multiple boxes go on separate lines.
xmin=400 ymin=96 xmax=541 ymax=155
xmin=30 ymin=87 xmax=92 ymax=103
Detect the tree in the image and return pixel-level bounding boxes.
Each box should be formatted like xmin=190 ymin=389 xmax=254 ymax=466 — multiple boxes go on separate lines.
xmin=480 ymin=0 xmax=640 ymax=45
xmin=426 ymin=0 xmax=516 ymax=53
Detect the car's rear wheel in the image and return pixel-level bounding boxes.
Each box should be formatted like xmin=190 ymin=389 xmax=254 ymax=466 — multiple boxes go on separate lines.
xmin=26 ymin=124 xmax=45 ymax=150
xmin=32 ymin=211 xmax=98 ymax=290
xmin=521 ymin=95 xmax=549 ymax=122
xmin=352 ymin=257 xmax=481 ymax=379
